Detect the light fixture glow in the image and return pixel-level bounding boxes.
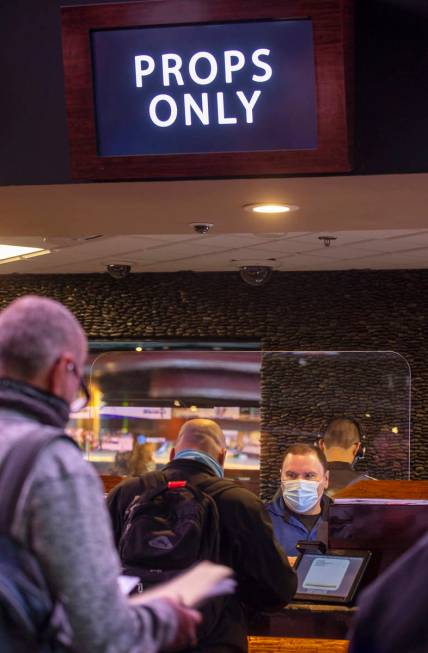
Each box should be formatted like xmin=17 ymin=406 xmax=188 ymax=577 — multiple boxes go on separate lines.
xmin=391 ymin=426 xmax=399 ymax=434
xmin=0 ymin=245 xmax=50 ymax=265
xmin=244 ymin=203 xmax=299 ymax=214
xmin=135 ymin=346 xmax=143 ymax=352
xmin=253 ymin=204 xmax=290 ymax=214
xmin=22 ymin=249 xmax=51 ymax=259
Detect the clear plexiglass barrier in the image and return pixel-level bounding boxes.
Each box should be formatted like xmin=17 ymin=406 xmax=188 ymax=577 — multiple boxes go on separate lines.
xmin=68 ymin=350 xmax=411 ymax=498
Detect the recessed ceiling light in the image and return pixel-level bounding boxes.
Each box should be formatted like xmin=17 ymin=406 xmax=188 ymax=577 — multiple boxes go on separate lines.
xmin=244 ymin=203 xmax=299 ymax=214
xmin=0 ymin=245 xmax=50 ymax=265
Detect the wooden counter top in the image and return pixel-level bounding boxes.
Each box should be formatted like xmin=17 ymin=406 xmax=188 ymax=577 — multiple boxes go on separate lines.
xmin=334 ymin=479 xmax=428 ymax=500
xmin=248 ymin=637 xmax=348 ymax=652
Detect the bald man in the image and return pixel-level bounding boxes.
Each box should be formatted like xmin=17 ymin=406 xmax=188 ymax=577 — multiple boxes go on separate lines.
xmin=108 ymin=418 xmax=297 ymax=653
xmin=0 ymin=296 xmax=200 ymax=653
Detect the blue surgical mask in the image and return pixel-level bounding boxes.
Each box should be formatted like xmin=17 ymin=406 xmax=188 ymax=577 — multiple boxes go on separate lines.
xmin=281 ymin=479 xmax=320 ymax=514
xmin=174 ymin=449 xmax=224 ymax=478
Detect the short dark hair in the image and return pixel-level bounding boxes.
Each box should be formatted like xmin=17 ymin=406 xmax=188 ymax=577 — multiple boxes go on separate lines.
xmin=323 ymin=417 xmax=361 ymax=450
xmin=282 ymin=443 xmax=328 ymax=473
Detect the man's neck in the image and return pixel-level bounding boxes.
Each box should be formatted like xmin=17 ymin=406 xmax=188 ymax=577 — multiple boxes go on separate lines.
xmin=302 ymin=503 xmax=322 ymax=516
xmin=325 ymin=447 xmax=354 ymax=464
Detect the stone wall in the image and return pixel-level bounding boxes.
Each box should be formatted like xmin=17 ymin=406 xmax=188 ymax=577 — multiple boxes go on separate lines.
xmin=0 ymin=269 xmax=426 ymax=497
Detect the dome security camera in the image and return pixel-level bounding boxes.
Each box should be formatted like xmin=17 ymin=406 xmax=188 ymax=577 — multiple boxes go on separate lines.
xmin=106 ymin=264 xmax=131 ymax=279
xmin=189 ymin=222 xmax=214 ymax=235
xmin=239 ymin=265 xmax=273 ymax=287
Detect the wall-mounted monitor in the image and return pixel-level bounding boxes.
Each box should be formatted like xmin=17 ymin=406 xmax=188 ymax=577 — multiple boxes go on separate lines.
xmin=61 ymin=0 xmax=353 ymax=180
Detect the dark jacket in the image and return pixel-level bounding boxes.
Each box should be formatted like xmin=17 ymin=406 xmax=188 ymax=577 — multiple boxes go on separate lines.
xmin=349 ymin=530 xmax=428 ymax=653
xmin=326 ymin=462 xmax=374 ymax=497
xmin=107 ymin=459 xmax=297 ymax=653
xmin=266 ymin=491 xmax=330 ymax=557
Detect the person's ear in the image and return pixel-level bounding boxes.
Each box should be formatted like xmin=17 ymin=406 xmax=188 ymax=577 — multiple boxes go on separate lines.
xmin=318 ymin=438 xmax=326 ymax=452
xmin=324 ymin=470 xmax=330 ymax=489
xmin=47 ymin=354 xmax=70 ymax=397
xmin=352 ymin=442 xmax=360 ymax=457
xmin=169 ymin=447 xmax=176 ymax=462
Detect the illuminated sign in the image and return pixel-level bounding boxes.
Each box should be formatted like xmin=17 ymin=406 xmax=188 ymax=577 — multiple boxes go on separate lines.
xmin=99 ymin=406 xmax=172 ymax=419
xmin=62 ymin=0 xmax=352 ymax=179
xmin=91 ymin=20 xmax=317 ymax=156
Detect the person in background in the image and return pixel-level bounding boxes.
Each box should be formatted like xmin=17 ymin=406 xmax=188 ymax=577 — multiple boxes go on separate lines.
xmin=266 ymin=444 xmax=330 ymax=557
xmin=110 ymin=435 xmax=156 ymax=477
xmin=0 ymin=295 xmax=200 ymax=653
xmin=108 ymin=418 xmax=297 ymax=653
xmin=318 ymin=417 xmax=374 ymax=496
xmin=128 ymin=435 xmax=156 ymax=475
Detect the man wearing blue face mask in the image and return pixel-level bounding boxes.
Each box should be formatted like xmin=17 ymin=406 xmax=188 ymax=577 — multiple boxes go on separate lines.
xmin=266 ymin=444 xmax=331 ymax=558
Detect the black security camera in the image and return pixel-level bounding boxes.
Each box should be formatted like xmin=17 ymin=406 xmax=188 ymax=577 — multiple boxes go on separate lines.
xmin=189 ymin=223 xmax=214 ymax=234
xmin=239 ymin=266 xmax=273 ymax=287
xmin=106 ymin=264 xmax=131 ymax=279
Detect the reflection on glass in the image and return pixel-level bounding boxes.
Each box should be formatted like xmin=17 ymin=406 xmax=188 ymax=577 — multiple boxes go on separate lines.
xmin=67 ymin=350 xmax=411 ymax=497
xmin=69 ymin=352 xmax=261 ymax=480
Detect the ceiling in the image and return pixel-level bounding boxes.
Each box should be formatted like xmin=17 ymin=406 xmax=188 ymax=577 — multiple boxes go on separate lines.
xmin=1 ymin=172 xmax=428 ymax=272
xmin=2 ymin=174 xmax=428 ymax=239
xmin=3 ymin=228 xmax=428 ymax=274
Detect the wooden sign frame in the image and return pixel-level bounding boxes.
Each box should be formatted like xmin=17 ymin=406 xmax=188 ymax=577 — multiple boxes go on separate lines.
xmin=61 ymin=0 xmax=353 ymax=181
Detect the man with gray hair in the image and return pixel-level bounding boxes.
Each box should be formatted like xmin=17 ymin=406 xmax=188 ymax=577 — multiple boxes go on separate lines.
xmin=108 ymin=418 xmax=297 ymax=653
xmin=0 ymin=295 xmax=201 ymax=653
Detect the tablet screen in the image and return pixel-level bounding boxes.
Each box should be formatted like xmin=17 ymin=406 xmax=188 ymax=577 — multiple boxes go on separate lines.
xmin=295 ymin=552 xmax=369 ymax=601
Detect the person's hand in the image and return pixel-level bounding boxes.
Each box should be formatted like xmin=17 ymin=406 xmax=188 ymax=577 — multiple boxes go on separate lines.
xmin=163 ymin=599 xmax=202 ymax=652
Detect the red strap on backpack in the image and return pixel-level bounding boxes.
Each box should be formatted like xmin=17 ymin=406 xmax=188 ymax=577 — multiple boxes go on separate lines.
xmin=167 ymin=481 xmax=187 ymax=489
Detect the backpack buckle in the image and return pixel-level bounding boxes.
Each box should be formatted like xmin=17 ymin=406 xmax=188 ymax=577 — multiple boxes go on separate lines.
xmin=167 ymin=481 xmax=187 ymax=488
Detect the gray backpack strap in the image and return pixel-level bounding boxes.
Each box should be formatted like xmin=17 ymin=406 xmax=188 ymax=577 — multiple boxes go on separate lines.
xmin=0 ymin=429 xmax=76 ymax=534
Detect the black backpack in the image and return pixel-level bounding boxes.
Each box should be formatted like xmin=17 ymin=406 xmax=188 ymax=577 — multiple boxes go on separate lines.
xmin=118 ymin=471 xmax=230 ymax=587
xmin=0 ymin=430 xmax=74 ymax=653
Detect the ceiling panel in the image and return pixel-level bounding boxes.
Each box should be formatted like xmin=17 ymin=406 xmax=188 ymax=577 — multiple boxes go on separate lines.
xmin=2 ymin=230 xmax=428 ymax=273
xmin=300 ymin=246 xmax=385 ymax=260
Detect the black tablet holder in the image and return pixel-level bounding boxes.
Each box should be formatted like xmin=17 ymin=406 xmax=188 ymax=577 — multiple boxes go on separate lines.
xmin=296 ymin=540 xmax=327 ymax=555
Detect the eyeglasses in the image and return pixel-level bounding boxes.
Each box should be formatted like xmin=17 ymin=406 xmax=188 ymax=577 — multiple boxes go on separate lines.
xmin=66 ymin=362 xmax=91 ymax=413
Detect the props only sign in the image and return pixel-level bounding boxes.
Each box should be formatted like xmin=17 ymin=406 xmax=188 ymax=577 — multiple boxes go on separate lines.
xmin=135 ymin=49 xmax=271 ymax=128
xmin=91 ymin=20 xmax=317 ymax=156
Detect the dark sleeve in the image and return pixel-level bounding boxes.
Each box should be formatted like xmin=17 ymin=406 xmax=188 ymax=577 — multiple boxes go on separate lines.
xmin=349 ymin=531 xmax=428 ymax=653
xmin=106 ymin=480 xmax=134 ymax=548
xmin=218 ymin=488 xmax=297 ymax=611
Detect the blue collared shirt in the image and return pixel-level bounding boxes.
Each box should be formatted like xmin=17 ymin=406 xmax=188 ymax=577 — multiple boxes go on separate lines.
xmin=266 ymin=491 xmax=328 ymax=557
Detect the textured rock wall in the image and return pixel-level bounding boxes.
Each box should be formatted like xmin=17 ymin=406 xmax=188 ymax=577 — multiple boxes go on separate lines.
xmin=0 ymin=270 xmax=425 ymax=497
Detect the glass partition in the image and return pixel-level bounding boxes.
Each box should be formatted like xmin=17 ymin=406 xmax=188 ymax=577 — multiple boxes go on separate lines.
xmin=260 ymin=351 xmax=411 ymax=500
xmin=68 ymin=350 xmax=411 ymax=499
